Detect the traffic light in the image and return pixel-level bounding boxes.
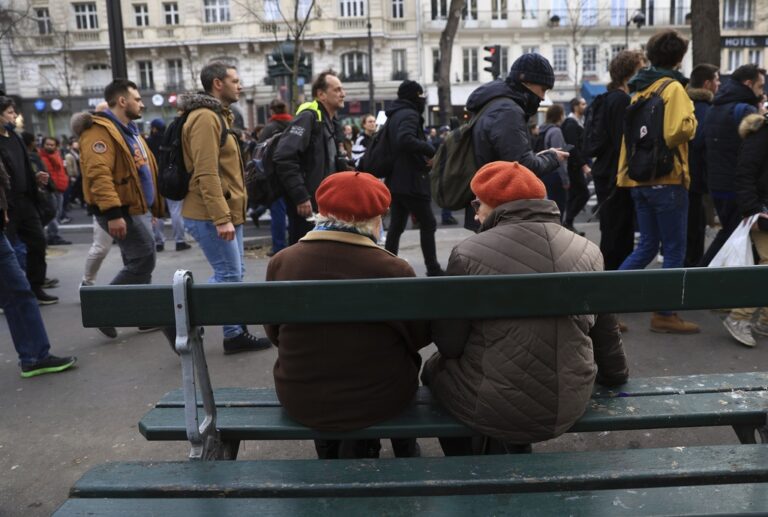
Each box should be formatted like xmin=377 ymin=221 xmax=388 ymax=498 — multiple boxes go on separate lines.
xmin=483 ymin=45 xmax=501 ymax=80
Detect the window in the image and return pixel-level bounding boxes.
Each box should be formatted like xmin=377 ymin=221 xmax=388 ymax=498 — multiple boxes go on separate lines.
xmin=462 ymin=48 xmax=478 ymax=82
xmin=340 ymin=0 xmax=364 ymax=17
xmin=298 ymin=0 xmax=311 ymax=19
xmin=462 ymin=0 xmax=477 ymax=21
xmin=522 ymin=0 xmax=538 ymax=19
xmin=167 ymin=59 xmax=183 ymax=89
xmin=35 ymin=8 xmax=52 ymax=35
xmin=341 ymin=52 xmax=368 ymax=81
xmin=392 ymin=49 xmax=407 ymax=80
xmin=431 ymin=0 xmax=447 ymax=19
xmin=134 ymin=4 xmax=149 ymax=26
xmin=522 ymin=46 xmax=539 ymax=55
xmin=137 ymin=60 xmax=154 ymax=90
xmin=610 ymin=0 xmax=626 ymax=25
xmin=491 ymin=0 xmax=507 ymax=20
xmin=723 ymin=0 xmax=754 ymax=30
xmin=39 ymin=65 xmax=59 ymax=94
xmin=581 ymin=0 xmax=597 ymax=25
xmin=432 ymin=48 xmax=441 ymax=82
xmin=728 ymin=49 xmax=743 ymax=72
xmin=582 ymin=45 xmax=597 ymax=74
xmin=73 ymin=3 xmax=99 ymax=30
xmin=392 ymin=0 xmax=404 ymax=19
xmin=550 ymin=0 xmax=569 ymax=24
xmin=163 ymin=3 xmax=179 ymax=25
xmin=748 ymin=49 xmax=764 ymax=67
xmin=553 ymin=45 xmax=568 ymax=73
xmin=611 ymin=44 xmax=627 ymax=60
xmin=84 ymin=64 xmax=111 ymax=91
xmin=500 ymin=47 xmax=509 ymax=75
xmin=669 ymin=0 xmax=690 ymax=25
xmin=204 ymin=0 xmax=230 ymax=23
xmin=264 ymin=0 xmax=280 ymax=20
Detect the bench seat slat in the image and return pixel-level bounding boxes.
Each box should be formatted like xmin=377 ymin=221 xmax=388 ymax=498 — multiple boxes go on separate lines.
xmin=55 ymin=483 xmax=768 ymax=516
xmin=153 ymin=373 xmax=768 ymax=408
xmin=70 ymin=445 xmax=768 ymax=498
xmin=140 ymin=390 xmax=768 ymax=441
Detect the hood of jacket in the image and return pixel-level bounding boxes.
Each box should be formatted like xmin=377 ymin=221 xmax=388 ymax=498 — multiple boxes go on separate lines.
xmin=629 ymin=66 xmax=688 ymax=92
xmin=480 ymin=198 xmax=561 ymax=233
xmin=739 ymin=113 xmax=768 ymax=139
xmin=465 ymin=79 xmax=520 ymax=113
xmin=70 ymin=111 xmax=95 ymax=138
xmin=687 ymin=87 xmax=714 ymax=103
xmin=177 ymin=92 xmax=223 ymax=113
xmin=385 ymin=98 xmax=422 ymax=117
xmin=713 ymin=77 xmax=760 ymax=106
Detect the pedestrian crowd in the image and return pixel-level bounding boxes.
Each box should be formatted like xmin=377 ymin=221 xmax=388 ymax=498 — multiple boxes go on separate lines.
xmin=1 ymin=27 xmax=766 ymax=459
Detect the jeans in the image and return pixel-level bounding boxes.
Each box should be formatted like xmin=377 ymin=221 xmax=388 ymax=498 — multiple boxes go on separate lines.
xmin=385 ymin=194 xmax=441 ymax=274
xmin=270 ymin=198 xmax=287 ymax=253
xmin=0 ymin=233 xmax=51 ymax=366
xmin=619 ymin=185 xmax=688 ymax=271
xmin=45 ymin=191 xmax=63 ymax=239
xmin=685 ymin=191 xmax=706 ymax=267
xmin=82 ymin=216 xmax=113 ymax=284
xmin=184 ymin=218 xmax=245 ymax=338
xmin=96 ymin=212 xmax=156 ymax=285
xmin=166 ymin=199 xmax=186 ymax=243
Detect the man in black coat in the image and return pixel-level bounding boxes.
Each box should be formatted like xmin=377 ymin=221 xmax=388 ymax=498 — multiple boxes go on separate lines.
xmin=383 ymin=80 xmax=444 ymax=276
xmin=560 ymin=97 xmax=591 ymax=235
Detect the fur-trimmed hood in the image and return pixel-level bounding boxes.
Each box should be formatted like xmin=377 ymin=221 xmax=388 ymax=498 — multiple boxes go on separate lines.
xmin=70 ymin=111 xmax=95 ymax=137
xmin=739 ymin=113 xmax=768 ymax=139
xmin=177 ymin=92 xmax=223 ymax=113
xmin=686 ymin=87 xmax=714 ymax=103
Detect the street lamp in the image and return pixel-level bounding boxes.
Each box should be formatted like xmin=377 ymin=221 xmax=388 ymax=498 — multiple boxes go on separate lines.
xmin=625 ymin=10 xmax=646 ymax=47
xmin=367 ymin=0 xmax=374 ymax=114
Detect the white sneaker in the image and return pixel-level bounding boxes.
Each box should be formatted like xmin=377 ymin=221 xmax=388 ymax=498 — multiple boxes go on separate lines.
xmin=753 ymin=321 xmax=768 ymax=337
xmin=723 ymin=316 xmax=756 ymax=347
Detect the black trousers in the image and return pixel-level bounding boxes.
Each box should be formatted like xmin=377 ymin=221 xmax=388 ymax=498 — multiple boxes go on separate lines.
xmin=286 ymin=199 xmax=315 ymax=246
xmin=564 ymin=168 xmax=590 ymax=227
xmin=685 ymin=191 xmax=707 ymax=267
xmin=385 ymin=194 xmax=441 ymax=274
xmin=699 ymin=197 xmax=741 ymax=267
xmin=594 ymin=176 xmax=635 ymax=271
xmin=5 ymin=196 xmax=47 ymax=289
xmin=314 ymin=438 xmax=419 ymax=459
xmin=438 ymin=436 xmax=532 ymax=456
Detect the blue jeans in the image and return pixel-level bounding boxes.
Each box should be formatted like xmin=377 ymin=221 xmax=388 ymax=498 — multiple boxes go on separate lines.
xmin=270 ymin=198 xmax=287 ymax=253
xmin=166 ymin=199 xmax=186 ymax=243
xmin=620 ymin=185 xmax=688 ymax=271
xmin=0 ymin=233 xmax=51 ymax=366
xmin=184 ymin=218 xmax=245 ymax=338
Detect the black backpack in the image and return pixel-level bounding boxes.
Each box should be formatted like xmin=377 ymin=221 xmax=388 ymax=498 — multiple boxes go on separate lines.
xmin=244 ymin=130 xmax=286 ymax=207
xmin=624 ymin=79 xmax=679 ymax=183
xmin=157 ymin=109 xmax=229 ymax=201
xmin=533 ymin=126 xmax=553 ymax=154
xmin=358 ymin=122 xmax=394 ymax=179
xmin=581 ymin=92 xmax=609 ymax=157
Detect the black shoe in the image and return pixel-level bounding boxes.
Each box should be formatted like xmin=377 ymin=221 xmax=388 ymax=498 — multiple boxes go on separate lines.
xmin=98 ymin=326 xmax=117 ymax=339
xmin=42 ymin=277 xmax=60 ymax=289
xmin=156 ymin=243 xmax=165 ymax=252
xmin=21 ymin=355 xmax=77 ymax=378
xmin=426 ymin=268 xmax=445 ymax=277
xmin=563 ymin=224 xmax=586 ymax=237
xmin=137 ymin=326 xmax=162 ymax=333
xmin=266 ymin=250 xmax=277 ymax=257
xmin=175 ymin=242 xmax=191 ymax=251
xmin=34 ymin=288 xmax=59 ymax=305
xmin=47 ymin=236 xmax=72 ymax=245
xmin=223 ymin=332 xmax=272 ymax=355
xmin=442 ymin=216 xmax=458 ymax=225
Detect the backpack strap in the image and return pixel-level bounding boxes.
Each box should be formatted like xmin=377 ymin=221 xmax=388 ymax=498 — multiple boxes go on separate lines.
xmin=653 ymin=78 xmax=676 ymax=97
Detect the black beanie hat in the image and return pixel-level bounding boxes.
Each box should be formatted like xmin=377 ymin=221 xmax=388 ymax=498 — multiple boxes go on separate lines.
xmin=398 ymin=80 xmax=424 ymax=101
xmin=507 ymin=54 xmax=555 ymax=90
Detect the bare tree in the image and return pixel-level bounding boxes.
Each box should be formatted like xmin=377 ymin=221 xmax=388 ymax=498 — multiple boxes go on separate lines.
xmin=690 ymin=0 xmax=720 ymax=67
xmin=558 ymin=0 xmax=598 ymax=94
xmin=436 ymin=0 xmax=465 ymax=125
xmin=236 ymin=0 xmax=315 ymax=110
xmin=0 ymin=0 xmax=34 ymax=42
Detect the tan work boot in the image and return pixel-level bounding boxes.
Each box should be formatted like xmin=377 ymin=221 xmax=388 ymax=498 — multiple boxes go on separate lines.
xmin=650 ymin=312 xmax=700 ymax=334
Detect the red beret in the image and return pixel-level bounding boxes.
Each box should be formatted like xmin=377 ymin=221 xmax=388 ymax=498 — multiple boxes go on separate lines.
xmin=470 ymin=161 xmax=546 ymax=208
xmin=316 ymin=171 xmax=391 ymax=221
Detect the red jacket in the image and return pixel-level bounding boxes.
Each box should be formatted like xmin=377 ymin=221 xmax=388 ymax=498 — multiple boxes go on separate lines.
xmin=39 ymin=150 xmax=68 ymax=192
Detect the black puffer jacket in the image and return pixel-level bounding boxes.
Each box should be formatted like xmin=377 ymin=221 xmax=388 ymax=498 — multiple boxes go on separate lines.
xmin=466 ymin=80 xmax=559 ymax=176
xmin=384 ymin=99 xmax=435 ymax=198
xmin=704 ymin=78 xmax=759 ymax=193
xmin=734 ymin=113 xmax=768 ymax=217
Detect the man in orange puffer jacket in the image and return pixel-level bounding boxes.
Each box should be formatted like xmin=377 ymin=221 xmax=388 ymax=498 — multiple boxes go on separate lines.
xmin=38 ymin=137 xmax=71 ymax=245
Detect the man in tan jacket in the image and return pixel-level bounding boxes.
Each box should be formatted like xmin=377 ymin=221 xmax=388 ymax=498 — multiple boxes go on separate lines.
xmin=80 ymin=79 xmax=162 ymax=339
xmin=179 ymin=62 xmax=270 ymax=354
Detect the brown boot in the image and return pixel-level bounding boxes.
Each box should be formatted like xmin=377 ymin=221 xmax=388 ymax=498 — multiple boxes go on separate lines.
xmin=650 ymin=312 xmax=700 ymax=334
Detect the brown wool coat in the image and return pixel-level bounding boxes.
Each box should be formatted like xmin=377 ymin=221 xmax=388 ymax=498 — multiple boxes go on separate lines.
xmin=422 ymin=199 xmax=629 ymax=444
xmin=265 ymin=230 xmax=431 ymax=431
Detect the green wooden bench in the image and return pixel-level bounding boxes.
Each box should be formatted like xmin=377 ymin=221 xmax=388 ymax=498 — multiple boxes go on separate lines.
xmin=59 ymin=267 xmax=768 ymax=515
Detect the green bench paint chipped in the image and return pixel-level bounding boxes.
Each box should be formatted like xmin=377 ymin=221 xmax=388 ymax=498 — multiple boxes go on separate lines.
xmin=63 ymin=267 xmax=768 ymax=515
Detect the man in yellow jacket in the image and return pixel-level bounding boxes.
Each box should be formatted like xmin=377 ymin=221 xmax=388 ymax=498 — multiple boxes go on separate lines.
xmin=80 ymin=79 xmax=163 ymax=339
xmin=616 ymin=30 xmax=699 ymax=334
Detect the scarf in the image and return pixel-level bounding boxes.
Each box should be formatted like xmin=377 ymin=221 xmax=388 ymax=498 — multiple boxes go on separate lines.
xmin=101 ymin=110 xmax=155 ymax=207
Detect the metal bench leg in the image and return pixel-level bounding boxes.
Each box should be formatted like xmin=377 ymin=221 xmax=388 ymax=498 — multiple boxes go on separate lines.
xmin=173 ymin=270 xmax=235 ymax=460
xmin=733 ymin=425 xmax=768 ymax=444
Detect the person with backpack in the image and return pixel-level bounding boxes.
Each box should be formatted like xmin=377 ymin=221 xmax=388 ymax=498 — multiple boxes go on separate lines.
xmin=560 ymin=97 xmax=592 ymax=235
xmin=700 ymin=64 xmax=766 ymax=267
xmin=258 ymin=98 xmax=292 ymax=256
xmin=685 ymin=64 xmax=720 ymax=267
xmin=616 ymin=30 xmax=699 ymax=334
xmin=383 ymin=80 xmax=444 ymax=277
xmin=589 ymin=50 xmax=645 ymax=272
xmin=536 ymin=104 xmax=569 ymax=217
xmin=178 ymin=62 xmax=271 ymax=354
xmin=273 ymin=71 xmax=349 ymax=245
xmin=78 ymin=80 xmax=164 ymax=338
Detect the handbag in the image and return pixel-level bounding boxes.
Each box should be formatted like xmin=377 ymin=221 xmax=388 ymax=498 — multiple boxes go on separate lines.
xmin=708 ymin=214 xmax=761 ymax=268
xmin=37 ymin=185 xmax=57 ymax=226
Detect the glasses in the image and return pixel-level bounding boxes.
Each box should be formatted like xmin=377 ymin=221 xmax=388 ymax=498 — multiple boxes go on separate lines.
xmin=470 ymin=199 xmax=481 ymax=213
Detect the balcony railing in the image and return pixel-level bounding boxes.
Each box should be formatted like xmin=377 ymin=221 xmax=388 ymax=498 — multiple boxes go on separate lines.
xmin=125 ymin=28 xmax=144 ymax=39
xmin=336 ymin=18 xmax=368 ymax=30
xmin=388 ymin=20 xmax=406 ymax=31
xmin=165 ymin=82 xmax=185 ymax=92
xmin=202 ymin=24 xmax=232 ymax=36
xmin=39 ymin=88 xmax=60 ymax=96
xmin=391 ymin=70 xmax=408 ymax=81
xmin=340 ymin=72 xmax=369 ymax=83
xmin=72 ymin=30 xmax=100 ymax=42
xmin=723 ymin=19 xmax=754 ymax=30
xmin=157 ymin=28 xmax=176 ymax=38
xmin=82 ymin=86 xmax=107 ymax=95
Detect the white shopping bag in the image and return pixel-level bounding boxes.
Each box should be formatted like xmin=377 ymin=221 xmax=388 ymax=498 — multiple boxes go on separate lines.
xmin=708 ymin=214 xmax=761 ymax=268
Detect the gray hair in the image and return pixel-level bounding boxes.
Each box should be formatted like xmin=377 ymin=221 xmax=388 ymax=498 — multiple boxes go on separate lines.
xmin=201 ymin=62 xmax=236 ymax=93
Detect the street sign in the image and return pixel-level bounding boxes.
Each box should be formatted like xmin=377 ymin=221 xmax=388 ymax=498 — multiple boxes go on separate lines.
xmin=34 ymin=99 xmax=46 ymax=111
xmin=152 ymin=94 xmax=164 ymax=106
xmin=297 ymin=77 xmax=305 ymax=87
xmin=50 ymin=99 xmax=63 ymax=111
xmin=721 ymin=36 xmax=768 ymax=48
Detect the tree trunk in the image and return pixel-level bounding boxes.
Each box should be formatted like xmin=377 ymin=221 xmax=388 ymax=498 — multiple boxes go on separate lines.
xmin=437 ymin=0 xmax=464 ymax=126
xmin=691 ymin=0 xmax=720 ymax=67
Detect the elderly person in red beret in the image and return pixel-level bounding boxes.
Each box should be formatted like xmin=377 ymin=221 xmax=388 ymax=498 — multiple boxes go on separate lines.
xmin=265 ymin=171 xmax=431 ymax=459
xmin=422 ymin=161 xmax=629 ymax=456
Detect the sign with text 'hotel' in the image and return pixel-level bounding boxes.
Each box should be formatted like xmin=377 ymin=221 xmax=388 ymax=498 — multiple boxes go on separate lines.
xmin=722 ymin=37 xmax=768 ymax=48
